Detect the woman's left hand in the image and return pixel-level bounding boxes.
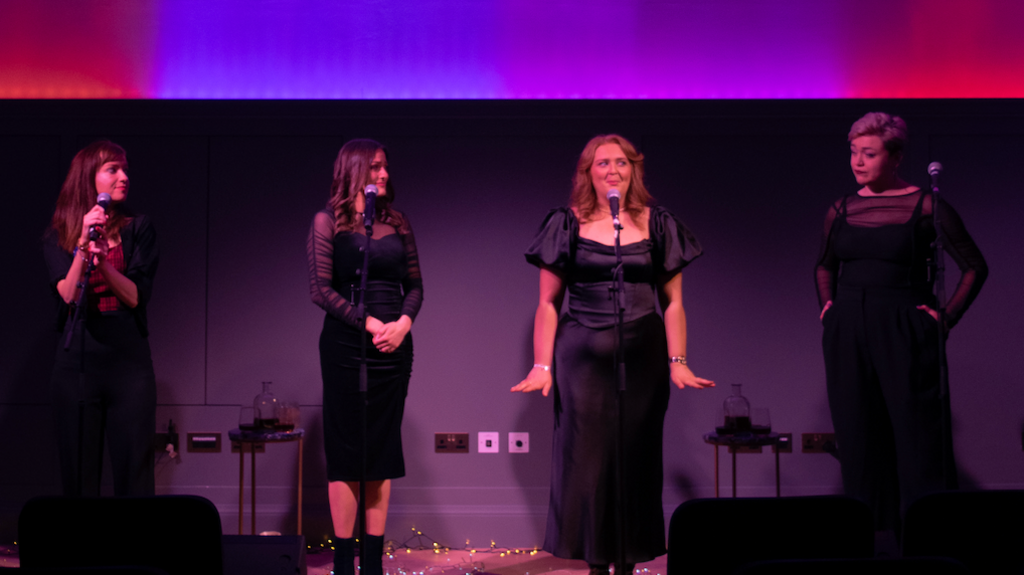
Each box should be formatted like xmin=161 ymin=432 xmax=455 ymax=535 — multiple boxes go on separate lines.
xmin=373 ymin=315 xmax=411 ymax=353
xmin=916 ymin=305 xmax=940 ymax=323
xmin=670 ymin=363 xmax=714 ymax=390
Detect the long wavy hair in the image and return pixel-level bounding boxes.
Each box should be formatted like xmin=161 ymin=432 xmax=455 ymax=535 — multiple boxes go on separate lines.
xmin=570 ymin=134 xmax=653 ymax=223
xmin=49 ymin=140 xmax=131 ymax=252
xmin=328 ymin=139 xmax=405 ymax=233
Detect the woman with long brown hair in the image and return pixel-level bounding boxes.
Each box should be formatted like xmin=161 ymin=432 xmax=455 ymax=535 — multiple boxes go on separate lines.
xmin=43 ymin=140 xmax=159 ymax=496
xmin=307 ymin=139 xmax=423 ymax=575
xmin=513 ymin=134 xmax=712 ymax=574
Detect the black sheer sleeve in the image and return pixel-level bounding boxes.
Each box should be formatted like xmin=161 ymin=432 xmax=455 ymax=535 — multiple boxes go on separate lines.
xmin=307 ymin=210 xmax=364 ymax=328
xmin=397 ymin=214 xmax=424 ymax=321
xmin=928 ymin=196 xmax=989 ymax=327
xmin=814 ymin=198 xmax=843 ymax=309
xmin=649 ymin=206 xmax=702 ymax=277
xmin=525 ymin=208 xmax=575 ymax=270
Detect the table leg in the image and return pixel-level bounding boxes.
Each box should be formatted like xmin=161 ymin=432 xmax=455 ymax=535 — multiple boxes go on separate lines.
xmin=238 ymin=443 xmax=245 ymax=535
xmin=775 ymin=445 xmax=781 ymax=497
xmin=298 ymin=436 xmax=304 ymax=535
xmin=731 ymin=449 xmax=737 ymax=498
xmin=712 ymin=444 xmax=720 ymax=497
xmin=251 ymin=445 xmax=257 ymax=535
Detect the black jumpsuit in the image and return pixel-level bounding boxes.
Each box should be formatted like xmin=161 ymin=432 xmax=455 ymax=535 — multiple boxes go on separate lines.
xmin=815 ymin=190 xmax=987 ymax=530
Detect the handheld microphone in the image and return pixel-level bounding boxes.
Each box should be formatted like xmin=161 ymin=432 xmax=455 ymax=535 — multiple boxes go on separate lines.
xmin=88 ymin=193 xmax=112 ymax=241
xmin=363 ymin=185 xmax=378 ymax=228
xmin=927 ymin=162 xmax=943 ymax=191
xmin=607 ymin=189 xmax=621 ymax=229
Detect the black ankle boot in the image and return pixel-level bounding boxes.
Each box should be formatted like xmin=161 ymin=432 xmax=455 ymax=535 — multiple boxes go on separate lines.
xmin=362 ymin=534 xmax=385 ymax=575
xmin=333 ymin=537 xmax=355 ymax=575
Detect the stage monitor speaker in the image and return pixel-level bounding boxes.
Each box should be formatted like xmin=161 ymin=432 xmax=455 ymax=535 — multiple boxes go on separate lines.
xmin=222 ymin=535 xmax=306 ymax=575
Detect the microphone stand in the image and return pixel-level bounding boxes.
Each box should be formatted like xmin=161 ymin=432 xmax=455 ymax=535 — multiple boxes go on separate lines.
xmin=608 ymin=213 xmax=628 ymax=575
xmin=353 ymin=218 xmax=373 ymax=571
xmin=928 ymin=172 xmax=953 ymax=488
xmin=64 ymin=247 xmax=97 ymax=497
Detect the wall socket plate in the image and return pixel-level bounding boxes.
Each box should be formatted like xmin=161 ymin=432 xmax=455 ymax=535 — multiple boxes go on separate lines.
xmin=801 ymin=432 xmax=836 ymax=454
xmin=435 ymin=432 xmax=470 ymax=453
xmin=508 ymin=432 xmax=529 ymax=453
xmin=478 ymin=432 xmax=499 ymax=453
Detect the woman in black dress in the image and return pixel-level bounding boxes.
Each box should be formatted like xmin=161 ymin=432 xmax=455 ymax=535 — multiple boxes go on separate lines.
xmin=512 ymin=134 xmax=713 ymax=574
xmin=307 ymin=139 xmax=423 ymax=575
xmin=816 ymin=112 xmax=987 ymax=533
xmin=43 ymin=140 xmax=159 ymax=497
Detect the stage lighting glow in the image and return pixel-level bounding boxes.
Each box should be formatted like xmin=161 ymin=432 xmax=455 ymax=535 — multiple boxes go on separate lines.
xmin=3 ymin=0 xmax=1021 ymax=99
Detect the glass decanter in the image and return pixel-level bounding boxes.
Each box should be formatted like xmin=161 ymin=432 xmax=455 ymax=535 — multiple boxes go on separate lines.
xmin=722 ymin=383 xmax=751 ymax=432
xmin=253 ymin=381 xmax=279 ymax=430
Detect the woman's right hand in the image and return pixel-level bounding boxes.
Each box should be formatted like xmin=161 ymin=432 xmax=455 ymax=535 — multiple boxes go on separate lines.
xmin=511 ymin=366 xmax=553 ymax=397
xmin=819 ymin=300 xmax=833 ymax=322
xmin=365 ymin=316 xmax=385 ymax=336
xmin=79 ymin=205 xmax=108 ymax=245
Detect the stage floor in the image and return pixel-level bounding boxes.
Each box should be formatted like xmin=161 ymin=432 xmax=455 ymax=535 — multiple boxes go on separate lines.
xmin=1 ymin=542 xmax=668 ymax=575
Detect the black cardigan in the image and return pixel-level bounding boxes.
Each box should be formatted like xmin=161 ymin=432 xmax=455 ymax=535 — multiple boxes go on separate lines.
xmin=43 ymin=214 xmax=159 ymax=337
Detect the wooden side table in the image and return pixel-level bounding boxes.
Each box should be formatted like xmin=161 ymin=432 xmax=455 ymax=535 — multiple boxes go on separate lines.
xmin=703 ymin=432 xmax=782 ymax=498
xmin=228 ymin=428 xmax=304 ymax=535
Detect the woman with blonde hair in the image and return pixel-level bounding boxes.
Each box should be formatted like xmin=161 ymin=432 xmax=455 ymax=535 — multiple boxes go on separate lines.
xmin=307 ymin=139 xmax=423 ymax=575
xmin=816 ymin=112 xmax=987 ymax=534
xmin=514 ymin=134 xmax=712 ymax=574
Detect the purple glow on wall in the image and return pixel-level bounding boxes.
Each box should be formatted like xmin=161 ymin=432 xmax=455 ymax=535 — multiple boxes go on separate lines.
xmin=2 ymin=0 xmax=1024 ymax=99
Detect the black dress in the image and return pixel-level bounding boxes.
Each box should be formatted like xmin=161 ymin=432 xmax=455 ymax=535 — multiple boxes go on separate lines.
xmin=43 ymin=215 xmax=160 ymax=497
xmin=815 ymin=190 xmax=987 ymax=529
xmin=525 ymin=206 xmax=701 ymax=565
xmin=307 ymin=209 xmax=423 ymax=482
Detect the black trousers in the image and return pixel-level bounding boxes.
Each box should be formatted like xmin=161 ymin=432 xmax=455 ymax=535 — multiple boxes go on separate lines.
xmin=51 ymin=311 xmax=156 ymax=497
xmin=822 ymin=286 xmax=955 ymax=531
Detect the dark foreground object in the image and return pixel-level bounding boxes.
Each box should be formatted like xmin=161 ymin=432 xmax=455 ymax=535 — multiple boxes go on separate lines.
xmin=668 ymin=496 xmax=874 ymax=575
xmin=903 ymin=490 xmax=1024 ymax=574
xmin=18 ymin=495 xmax=223 ymax=575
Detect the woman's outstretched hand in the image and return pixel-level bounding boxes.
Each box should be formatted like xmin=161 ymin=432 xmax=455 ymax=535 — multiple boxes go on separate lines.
xmin=511 ymin=366 xmax=553 ymax=397
xmin=671 ymin=363 xmax=714 ymax=390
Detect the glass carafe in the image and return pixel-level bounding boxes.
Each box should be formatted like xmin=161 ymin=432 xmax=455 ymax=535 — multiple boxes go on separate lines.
xmin=254 ymin=381 xmax=279 ymax=430
xmin=723 ymin=384 xmax=751 ymax=432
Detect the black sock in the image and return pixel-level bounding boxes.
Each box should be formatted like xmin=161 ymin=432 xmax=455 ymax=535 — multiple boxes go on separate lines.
xmin=333 ymin=537 xmax=355 ymax=575
xmin=362 ymin=534 xmax=385 ymax=575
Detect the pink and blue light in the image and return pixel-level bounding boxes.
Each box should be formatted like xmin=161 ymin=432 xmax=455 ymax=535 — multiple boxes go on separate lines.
xmin=2 ymin=0 xmax=1023 ymax=99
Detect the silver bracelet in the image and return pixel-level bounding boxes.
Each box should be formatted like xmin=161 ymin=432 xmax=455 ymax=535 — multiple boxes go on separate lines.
xmin=533 ymin=363 xmax=551 ymax=371
xmin=669 ymin=356 xmax=687 ymax=365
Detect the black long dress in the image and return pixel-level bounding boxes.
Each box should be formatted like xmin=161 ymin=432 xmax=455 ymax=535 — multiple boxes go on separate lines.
xmin=43 ymin=215 xmax=160 ymax=497
xmin=815 ymin=190 xmax=987 ymax=529
xmin=307 ymin=209 xmax=423 ymax=481
xmin=525 ymin=206 xmax=701 ymax=565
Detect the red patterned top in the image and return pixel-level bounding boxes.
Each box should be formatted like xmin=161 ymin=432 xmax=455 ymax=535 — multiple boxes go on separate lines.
xmin=88 ymin=243 xmax=126 ymax=312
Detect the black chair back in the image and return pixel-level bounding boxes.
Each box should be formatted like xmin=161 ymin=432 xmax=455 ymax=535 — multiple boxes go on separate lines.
xmin=18 ymin=495 xmax=223 ymax=575
xmin=903 ymin=490 xmax=1024 ymax=574
xmin=667 ymin=496 xmax=873 ymax=575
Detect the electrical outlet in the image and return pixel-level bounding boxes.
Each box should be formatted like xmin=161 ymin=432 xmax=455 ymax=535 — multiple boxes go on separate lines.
xmin=187 ymin=432 xmax=222 ymax=453
xmin=801 ymin=432 xmax=836 ymax=454
xmin=773 ymin=433 xmax=793 ymax=454
xmin=478 ymin=432 xmax=499 ymax=453
xmin=435 ymin=432 xmax=470 ymax=453
xmin=508 ymin=432 xmax=529 ymax=453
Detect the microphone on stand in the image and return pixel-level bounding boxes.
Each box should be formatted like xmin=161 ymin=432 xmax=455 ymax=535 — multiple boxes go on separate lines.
xmin=363 ymin=185 xmax=378 ymax=228
xmin=607 ymin=189 xmax=621 ymax=230
xmin=88 ymin=193 xmax=112 ymax=241
xmin=928 ymin=162 xmax=943 ymax=191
